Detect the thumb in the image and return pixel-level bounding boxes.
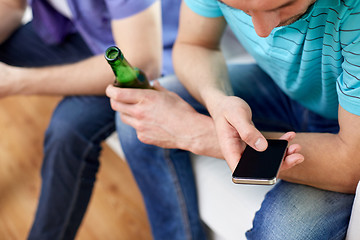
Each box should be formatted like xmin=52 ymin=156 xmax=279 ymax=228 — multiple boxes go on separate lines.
xmin=234 ymin=122 xmax=268 ymax=152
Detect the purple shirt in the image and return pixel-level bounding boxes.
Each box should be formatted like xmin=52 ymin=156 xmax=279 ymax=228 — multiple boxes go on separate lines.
xmin=29 ymin=0 xmax=180 ymax=75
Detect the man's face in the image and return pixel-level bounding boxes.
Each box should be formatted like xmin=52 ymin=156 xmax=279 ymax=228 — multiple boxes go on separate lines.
xmin=219 ymin=0 xmax=316 ymax=37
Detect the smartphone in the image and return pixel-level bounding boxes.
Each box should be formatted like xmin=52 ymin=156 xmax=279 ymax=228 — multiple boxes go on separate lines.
xmin=232 ymin=139 xmax=288 ymax=185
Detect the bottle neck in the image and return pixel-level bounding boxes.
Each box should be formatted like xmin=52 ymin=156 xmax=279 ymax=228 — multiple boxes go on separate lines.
xmin=109 ymin=58 xmax=139 ymax=84
xmin=105 ymin=46 xmax=139 ymax=84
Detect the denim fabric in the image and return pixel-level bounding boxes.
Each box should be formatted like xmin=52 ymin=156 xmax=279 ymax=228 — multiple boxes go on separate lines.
xmin=116 ymin=64 xmax=354 ymax=240
xmin=0 ymin=22 xmax=91 ymax=67
xmin=0 ymin=22 xmax=115 ymax=240
xmin=116 ymin=75 xmax=207 ymax=240
xmin=1 ymin=21 xmax=206 ymax=240
xmin=29 ymin=95 xmax=115 ymax=240
xmin=246 ymin=181 xmax=354 ymax=240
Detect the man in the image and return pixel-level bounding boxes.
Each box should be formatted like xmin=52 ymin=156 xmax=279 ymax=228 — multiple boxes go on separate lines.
xmin=0 ymin=0 xmax=205 ymax=239
xmin=108 ymin=0 xmax=360 ymax=238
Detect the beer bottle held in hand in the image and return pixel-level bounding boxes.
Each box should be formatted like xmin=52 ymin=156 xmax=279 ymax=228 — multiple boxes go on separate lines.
xmin=105 ymin=46 xmax=152 ymax=89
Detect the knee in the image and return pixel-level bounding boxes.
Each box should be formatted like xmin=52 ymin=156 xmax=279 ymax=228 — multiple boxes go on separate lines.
xmin=45 ymin=118 xmax=83 ymax=149
xmin=42 ymin=118 xmax=101 ymax=176
xmin=247 ymin=212 xmax=348 ymax=240
xmin=44 ymin=116 xmax=104 ymax=163
xmin=246 ymin=182 xmax=353 ymax=240
xmin=245 ymin=211 xmax=310 ymax=240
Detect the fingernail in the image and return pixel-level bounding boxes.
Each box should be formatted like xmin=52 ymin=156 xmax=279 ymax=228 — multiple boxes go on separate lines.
xmin=255 ymin=138 xmax=267 ymax=151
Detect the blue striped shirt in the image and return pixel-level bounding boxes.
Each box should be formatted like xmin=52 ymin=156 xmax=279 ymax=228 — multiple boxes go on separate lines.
xmin=185 ymin=0 xmax=360 ymax=119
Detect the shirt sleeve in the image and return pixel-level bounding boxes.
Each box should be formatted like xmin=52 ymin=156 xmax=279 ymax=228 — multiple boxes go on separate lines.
xmin=337 ymin=0 xmax=360 ymax=116
xmin=184 ymin=0 xmax=223 ymax=18
xmin=105 ymin=0 xmax=157 ymax=20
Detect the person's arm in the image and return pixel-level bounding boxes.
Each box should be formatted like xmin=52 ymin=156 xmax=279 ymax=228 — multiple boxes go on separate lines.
xmin=262 ymin=106 xmax=360 ymax=194
xmin=0 ymin=0 xmax=26 ymax=44
xmin=107 ymin=1 xmax=302 ymax=171
xmin=0 ymin=1 xmax=162 ymax=97
xmin=264 ymin=4 xmax=360 ymax=194
xmin=173 ymin=2 xmax=269 ymax=169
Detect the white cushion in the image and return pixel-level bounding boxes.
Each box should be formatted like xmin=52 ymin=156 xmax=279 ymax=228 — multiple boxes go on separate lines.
xmin=191 ymin=154 xmax=273 ymax=240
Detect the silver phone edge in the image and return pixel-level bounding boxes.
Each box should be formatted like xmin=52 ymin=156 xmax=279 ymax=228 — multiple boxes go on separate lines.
xmin=231 ymin=177 xmax=277 ymax=185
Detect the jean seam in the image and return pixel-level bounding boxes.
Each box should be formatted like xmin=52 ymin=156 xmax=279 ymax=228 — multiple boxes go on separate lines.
xmin=88 ymin=120 xmax=115 ymax=144
xmin=57 ymin=121 xmax=115 ymax=240
xmin=163 ymin=149 xmax=192 ymax=240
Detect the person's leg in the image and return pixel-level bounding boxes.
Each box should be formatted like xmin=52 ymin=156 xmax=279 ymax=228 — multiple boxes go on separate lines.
xmin=0 ymin=22 xmax=89 ymax=67
xmin=116 ymin=76 xmax=207 ymax=240
xmin=224 ymin=64 xmax=353 ymax=239
xmin=29 ymin=96 xmax=115 ymax=240
xmin=246 ymin=180 xmax=354 ymax=240
xmin=0 ymin=22 xmax=116 ymax=239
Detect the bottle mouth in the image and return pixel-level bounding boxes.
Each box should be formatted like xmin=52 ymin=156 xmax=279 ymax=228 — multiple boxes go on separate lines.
xmin=105 ymin=46 xmax=123 ymax=61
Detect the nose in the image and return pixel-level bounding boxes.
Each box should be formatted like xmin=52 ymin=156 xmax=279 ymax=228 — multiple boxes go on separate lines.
xmin=250 ymin=10 xmax=280 ymax=37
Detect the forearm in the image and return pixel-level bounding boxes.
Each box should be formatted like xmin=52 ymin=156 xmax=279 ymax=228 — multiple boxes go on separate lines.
xmin=264 ymin=131 xmax=359 ymax=193
xmin=173 ymin=5 xmax=228 ymax=112
xmin=173 ymin=43 xmax=231 ymax=112
xmin=15 ymin=55 xmax=114 ymax=95
xmin=0 ymin=0 xmax=26 ymax=44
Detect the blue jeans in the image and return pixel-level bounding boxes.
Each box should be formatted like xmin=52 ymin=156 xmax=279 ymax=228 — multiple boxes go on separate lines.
xmin=0 ymin=22 xmax=113 ymax=239
xmin=116 ymin=76 xmax=207 ymax=240
xmin=116 ymin=64 xmax=355 ymax=240
xmin=1 ymin=22 xmax=205 ymax=240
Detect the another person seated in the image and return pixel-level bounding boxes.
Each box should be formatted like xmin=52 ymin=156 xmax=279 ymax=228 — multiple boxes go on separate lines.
xmin=0 ymin=0 xmax=205 ymax=239
xmin=107 ymin=0 xmax=360 ymax=239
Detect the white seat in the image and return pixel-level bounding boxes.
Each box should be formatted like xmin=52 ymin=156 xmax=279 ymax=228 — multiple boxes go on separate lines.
xmin=190 ymin=154 xmax=360 ymax=240
xmin=191 ymin=155 xmax=272 ymax=240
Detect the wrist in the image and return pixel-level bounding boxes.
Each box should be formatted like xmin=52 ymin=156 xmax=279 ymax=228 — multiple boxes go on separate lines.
xmin=16 ymin=67 xmax=35 ymax=95
xmin=201 ymin=88 xmax=228 ymax=116
xmin=180 ymin=113 xmax=222 ymax=158
xmin=6 ymin=65 xmax=29 ymax=95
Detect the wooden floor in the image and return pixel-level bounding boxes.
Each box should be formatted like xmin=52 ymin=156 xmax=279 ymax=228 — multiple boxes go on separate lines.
xmin=0 ymin=96 xmax=152 ymax=240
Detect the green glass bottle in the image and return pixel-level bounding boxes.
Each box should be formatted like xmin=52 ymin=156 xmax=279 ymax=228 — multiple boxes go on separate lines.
xmin=105 ymin=46 xmax=152 ymax=89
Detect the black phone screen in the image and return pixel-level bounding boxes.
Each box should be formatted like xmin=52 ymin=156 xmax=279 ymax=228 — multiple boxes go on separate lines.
xmin=232 ymin=139 xmax=288 ymax=183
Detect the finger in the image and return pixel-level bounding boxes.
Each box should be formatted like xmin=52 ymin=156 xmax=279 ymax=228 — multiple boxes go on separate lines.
xmin=231 ymin=120 xmax=268 ymax=152
xmin=225 ymin=107 xmax=268 ymax=151
xmin=216 ymin=119 xmax=246 ymax=171
xmin=279 ymin=131 xmax=296 ymax=142
xmin=109 ymin=98 xmax=138 ymax=116
xmin=119 ymin=113 xmax=150 ymax=145
xmin=287 ymin=143 xmax=301 ymax=155
xmin=119 ymin=112 xmax=137 ymax=128
xmin=280 ymin=153 xmax=304 ymax=171
xmin=152 ymin=80 xmax=167 ymax=91
xmin=120 ymin=113 xmax=157 ymax=146
xmin=106 ymin=84 xmax=152 ymax=104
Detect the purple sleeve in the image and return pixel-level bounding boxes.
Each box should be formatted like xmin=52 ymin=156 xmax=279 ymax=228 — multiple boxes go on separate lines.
xmin=105 ymin=0 xmax=157 ymax=19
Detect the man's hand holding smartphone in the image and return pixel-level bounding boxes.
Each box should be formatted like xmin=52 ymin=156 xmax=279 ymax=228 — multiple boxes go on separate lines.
xmin=232 ymin=132 xmax=304 ymax=185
